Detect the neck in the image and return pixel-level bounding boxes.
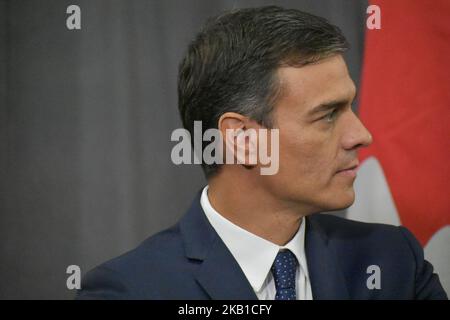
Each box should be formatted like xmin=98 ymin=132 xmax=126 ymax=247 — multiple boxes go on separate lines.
xmin=207 ymin=167 xmax=310 ymax=246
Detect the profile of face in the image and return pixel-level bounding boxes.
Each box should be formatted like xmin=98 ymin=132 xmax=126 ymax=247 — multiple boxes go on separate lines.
xmin=262 ymin=54 xmax=373 ymax=213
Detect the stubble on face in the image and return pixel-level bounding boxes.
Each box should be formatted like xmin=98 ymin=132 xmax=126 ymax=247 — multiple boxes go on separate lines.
xmin=262 ymin=54 xmax=369 ymax=213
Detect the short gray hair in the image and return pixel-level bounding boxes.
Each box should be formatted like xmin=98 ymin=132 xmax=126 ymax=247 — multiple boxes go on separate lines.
xmin=178 ymin=6 xmax=349 ymax=178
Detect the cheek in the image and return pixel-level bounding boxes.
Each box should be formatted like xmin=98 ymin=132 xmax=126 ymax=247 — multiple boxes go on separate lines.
xmin=278 ymin=131 xmax=334 ymax=181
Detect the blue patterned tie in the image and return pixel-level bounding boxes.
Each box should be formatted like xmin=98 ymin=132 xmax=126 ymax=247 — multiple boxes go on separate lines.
xmin=271 ymin=250 xmax=298 ymax=300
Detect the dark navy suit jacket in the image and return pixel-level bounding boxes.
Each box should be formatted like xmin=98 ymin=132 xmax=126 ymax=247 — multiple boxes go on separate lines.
xmin=77 ymin=191 xmax=447 ymax=300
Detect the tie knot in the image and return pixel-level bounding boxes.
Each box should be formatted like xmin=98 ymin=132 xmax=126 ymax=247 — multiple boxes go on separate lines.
xmin=271 ymin=250 xmax=298 ymax=291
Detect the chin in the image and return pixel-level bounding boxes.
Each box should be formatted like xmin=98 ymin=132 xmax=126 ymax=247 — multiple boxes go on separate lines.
xmin=320 ymin=189 xmax=355 ymax=211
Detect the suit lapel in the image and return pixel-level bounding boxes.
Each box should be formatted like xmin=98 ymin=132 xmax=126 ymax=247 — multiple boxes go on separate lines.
xmin=180 ymin=191 xmax=350 ymax=300
xmin=179 ymin=190 xmax=257 ymax=300
xmin=305 ymin=215 xmax=350 ymax=299
xmin=195 ymin=236 xmax=258 ymax=300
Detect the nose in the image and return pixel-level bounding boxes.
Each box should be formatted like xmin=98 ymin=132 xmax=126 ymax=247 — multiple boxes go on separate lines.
xmin=341 ymin=110 xmax=373 ymax=150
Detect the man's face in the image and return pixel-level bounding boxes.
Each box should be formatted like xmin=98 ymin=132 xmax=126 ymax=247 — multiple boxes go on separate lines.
xmin=263 ymin=54 xmax=372 ymax=213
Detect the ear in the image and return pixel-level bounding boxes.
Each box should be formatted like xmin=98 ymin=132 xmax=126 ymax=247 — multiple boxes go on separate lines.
xmin=218 ymin=112 xmax=259 ymax=167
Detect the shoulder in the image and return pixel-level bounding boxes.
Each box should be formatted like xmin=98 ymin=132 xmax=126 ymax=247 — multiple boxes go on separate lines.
xmin=77 ymin=223 xmax=188 ymax=299
xmin=307 ymin=214 xmax=417 ymax=275
xmin=309 ymin=214 xmax=447 ymax=299
xmin=308 ymin=213 xmax=406 ymax=244
xmin=105 ymin=223 xmax=185 ymax=271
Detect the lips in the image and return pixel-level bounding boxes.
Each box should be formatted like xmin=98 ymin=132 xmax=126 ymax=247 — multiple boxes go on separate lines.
xmin=336 ymin=161 xmax=359 ymax=177
xmin=337 ymin=162 xmax=359 ymax=172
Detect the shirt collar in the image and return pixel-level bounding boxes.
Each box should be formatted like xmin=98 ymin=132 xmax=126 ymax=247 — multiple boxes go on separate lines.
xmin=200 ymin=185 xmax=309 ymax=293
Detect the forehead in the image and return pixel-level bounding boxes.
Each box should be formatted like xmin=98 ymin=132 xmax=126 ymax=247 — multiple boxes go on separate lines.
xmin=276 ymin=55 xmax=356 ymax=111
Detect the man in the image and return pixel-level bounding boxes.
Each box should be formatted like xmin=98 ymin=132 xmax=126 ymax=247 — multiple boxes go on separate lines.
xmin=77 ymin=6 xmax=447 ymax=300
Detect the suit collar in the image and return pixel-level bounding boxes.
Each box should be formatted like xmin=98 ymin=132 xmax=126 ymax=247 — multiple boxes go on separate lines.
xmin=200 ymin=185 xmax=309 ymax=293
xmin=179 ymin=190 xmax=349 ymax=300
xmin=305 ymin=215 xmax=350 ymax=299
xmin=179 ymin=189 xmax=215 ymax=260
xmin=179 ymin=190 xmax=258 ymax=299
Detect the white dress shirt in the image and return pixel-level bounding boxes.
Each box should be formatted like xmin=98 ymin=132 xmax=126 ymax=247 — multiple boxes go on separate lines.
xmin=200 ymin=186 xmax=313 ymax=300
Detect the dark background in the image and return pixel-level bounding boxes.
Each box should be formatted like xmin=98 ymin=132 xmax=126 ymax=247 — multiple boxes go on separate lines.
xmin=0 ymin=0 xmax=368 ymax=299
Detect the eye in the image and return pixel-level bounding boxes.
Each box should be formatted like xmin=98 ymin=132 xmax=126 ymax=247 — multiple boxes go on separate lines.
xmin=323 ymin=109 xmax=338 ymax=122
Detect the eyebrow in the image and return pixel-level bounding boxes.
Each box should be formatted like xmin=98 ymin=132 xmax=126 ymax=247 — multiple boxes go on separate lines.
xmin=307 ymin=90 xmax=358 ymax=117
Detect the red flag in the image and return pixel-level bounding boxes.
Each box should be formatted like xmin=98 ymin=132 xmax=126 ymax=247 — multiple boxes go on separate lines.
xmin=348 ymin=0 xmax=450 ymax=293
